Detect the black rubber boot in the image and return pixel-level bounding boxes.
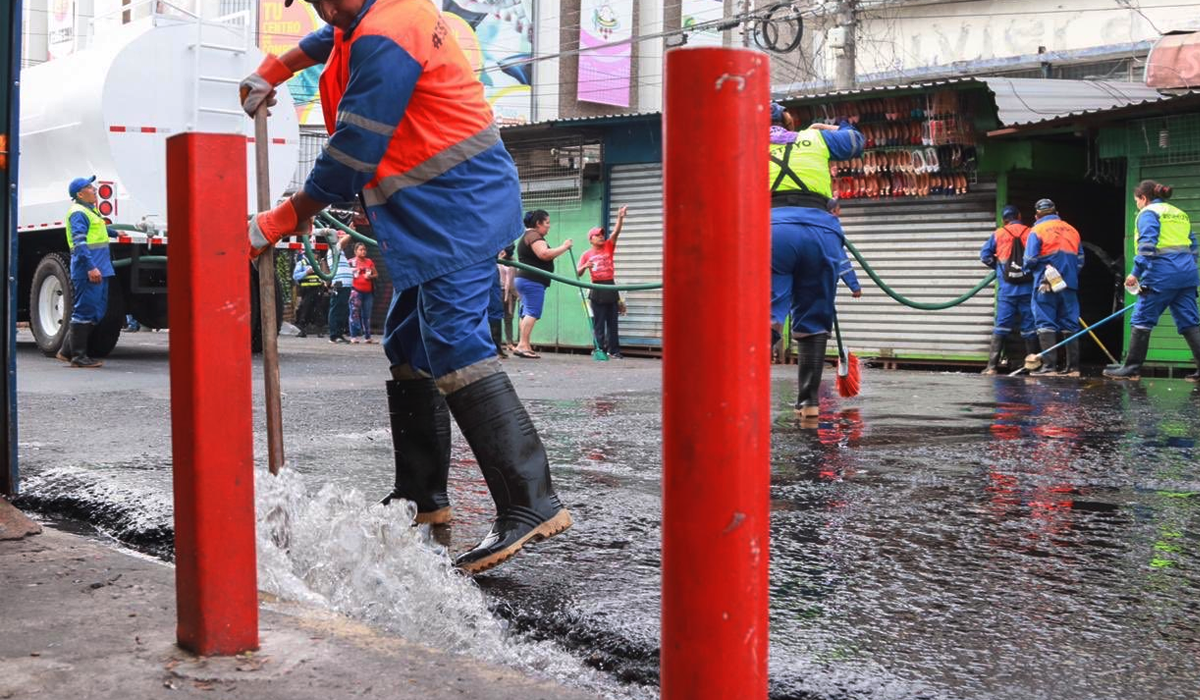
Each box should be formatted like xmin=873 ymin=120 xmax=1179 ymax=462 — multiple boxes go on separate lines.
xmin=1023 ymin=335 xmax=1041 ymax=359
xmin=55 ymin=325 xmax=74 ymax=363
xmin=490 ymin=319 xmax=507 ymax=358
xmin=794 ymin=334 xmax=828 ymax=418
xmin=982 ymin=334 xmax=1004 ymax=375
xmin=1180 ymin=326 xmax=1200 ymax=382
xmin=1103 ymin=327 xmax=1150 ymax=380
xmin=1060 ymin=334 xmax=1081 ymax=378
xmin=1030 ymin=331 xmax=1059 ymax=375
xmin=380 ymin=379 xmax=452 ymax=524
xmin=445 ymin=372 xmax=572 ymax=574
xmin=68 ymin=323 xmax=103 ymax=369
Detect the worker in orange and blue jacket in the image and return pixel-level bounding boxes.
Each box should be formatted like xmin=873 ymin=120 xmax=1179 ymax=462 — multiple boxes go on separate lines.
xmin=979 ymin=204 xmax=1037 ymax=374
xmin=238 ymin=0 xmax=571 ymax=575
xmin=1023 ymin=198 xmax=1085 ymax=376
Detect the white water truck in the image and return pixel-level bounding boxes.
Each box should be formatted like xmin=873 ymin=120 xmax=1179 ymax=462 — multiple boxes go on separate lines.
xmin=17 ymin=6 xmax=301 ymax=356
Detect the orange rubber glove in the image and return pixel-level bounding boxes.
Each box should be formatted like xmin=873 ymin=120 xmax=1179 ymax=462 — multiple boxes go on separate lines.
xmin=248 ymin=199 xmax=300 ymax=259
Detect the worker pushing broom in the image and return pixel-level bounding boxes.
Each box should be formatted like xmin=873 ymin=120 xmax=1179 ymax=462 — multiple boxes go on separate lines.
xmin=767 ymin=102 xmax=866 ymax=419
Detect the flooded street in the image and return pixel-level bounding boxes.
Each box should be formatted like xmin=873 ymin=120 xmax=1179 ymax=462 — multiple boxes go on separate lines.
xmin=14 ymin=332 xmax=1200 ymax=699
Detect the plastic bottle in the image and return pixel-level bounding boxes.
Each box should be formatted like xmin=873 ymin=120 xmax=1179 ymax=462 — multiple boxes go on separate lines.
xmin=1043 ymin=264 xmax=1067 ymax=293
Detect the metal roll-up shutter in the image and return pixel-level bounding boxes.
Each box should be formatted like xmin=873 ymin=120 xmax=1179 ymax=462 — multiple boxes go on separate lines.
xmin=836 ymin=187 xmax=997 ymax=361
xmin=608 ymin=163 xmax=664 ymax=348
xmin=1139 ymin=159 xmax=1199 ymax=365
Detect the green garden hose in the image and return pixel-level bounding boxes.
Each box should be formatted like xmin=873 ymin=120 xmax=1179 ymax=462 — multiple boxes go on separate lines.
xmin=118 ymin=212 xmax=995 ymax=308
xmin=843 ymin=239 xmax=996 ymax=311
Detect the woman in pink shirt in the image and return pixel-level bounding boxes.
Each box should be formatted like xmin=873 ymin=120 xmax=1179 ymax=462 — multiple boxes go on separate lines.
xmin=576 ymin=206 xmax=627 ymax=358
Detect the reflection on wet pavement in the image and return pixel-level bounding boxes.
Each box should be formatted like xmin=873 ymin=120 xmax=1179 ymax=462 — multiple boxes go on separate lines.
xmin=17 ymin=365 xmax=1200 ymax=700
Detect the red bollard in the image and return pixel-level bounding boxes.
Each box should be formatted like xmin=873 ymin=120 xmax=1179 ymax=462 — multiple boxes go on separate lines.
xmin=166 ymin=133 xmax=259 ymax=655
xmin=661 ymin=47 xmax=771 ymax=699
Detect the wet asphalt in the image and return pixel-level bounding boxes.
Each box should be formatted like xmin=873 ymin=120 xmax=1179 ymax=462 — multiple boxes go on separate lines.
xmin=13 ymin=329 xmax=1200 ymax=699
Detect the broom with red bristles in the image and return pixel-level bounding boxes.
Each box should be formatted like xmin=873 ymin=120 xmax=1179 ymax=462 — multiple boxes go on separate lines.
xmin=833 ymin=313 xmax=861 ymax=398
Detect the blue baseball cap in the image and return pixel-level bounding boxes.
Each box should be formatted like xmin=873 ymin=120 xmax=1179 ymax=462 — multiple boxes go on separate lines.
xmin=770 ymin=102 xmax=786 ymax=122
xmin=1001 ymin=204 xmax=1020 ymax=221
xmin=68 ymin=175 xmax=96 ymax=199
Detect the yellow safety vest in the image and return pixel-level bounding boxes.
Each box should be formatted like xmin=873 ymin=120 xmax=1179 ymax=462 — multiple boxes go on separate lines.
xmin=768 ymin=129 xmax=833 ymax=199
xmin=65 ymin=202 xmax=110 ymax=251
xmin=1141 ymin=202 xmax=1192 ymax=252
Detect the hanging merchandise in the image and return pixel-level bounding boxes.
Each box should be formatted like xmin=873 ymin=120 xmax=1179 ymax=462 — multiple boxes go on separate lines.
xmin=786 ymin=90 xmax=978 ymax=201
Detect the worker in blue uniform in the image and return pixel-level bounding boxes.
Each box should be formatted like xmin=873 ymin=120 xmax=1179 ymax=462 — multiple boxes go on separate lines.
xmin=240 ymin=0 xmax=570 ymax=574
xmin=57 ymin=176 xmax=114 ymax=369
xmin=768 ymin=102 xmax=865 ymax=418
xmin=1105 ymin=179 xmax=1200 ymax=380
xmin=979 ymin=204 xmax=1037 ymax=374
xmin=1024 ymin=199 xmax=1085 ymax=376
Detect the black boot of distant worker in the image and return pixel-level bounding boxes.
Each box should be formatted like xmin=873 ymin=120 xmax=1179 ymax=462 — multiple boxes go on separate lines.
xmin=1060 ymin=334 xmax=1081 ymax=378
xmin=1023 ymin=334 xmax=1040 ymax=360
xmin=67 ymin=323 xmax=103 ymax=369
xmin=794 ymin=333 xmax=828 ymax=418
xmin=1180 ymin=326 xmax=1200 ymax=382
xmin=380 ymin=378 xmax=452 ymax=524
xmin=445 ymin=371 xmax=572 ymax=575
xmin=1030 ymin=331 xmax=1058 ymax=375
xmin=981 ymin=335 xmax=1004 ymax=375
xmin=55 ymin=326 xmax=73 ymax=363
xmin=1103 ymin=327 xmax=1150 ymax=380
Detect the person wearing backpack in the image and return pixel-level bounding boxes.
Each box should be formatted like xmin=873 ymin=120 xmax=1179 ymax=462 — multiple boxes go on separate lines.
xmin=979 ymin=204 xmax=1036 ymax=374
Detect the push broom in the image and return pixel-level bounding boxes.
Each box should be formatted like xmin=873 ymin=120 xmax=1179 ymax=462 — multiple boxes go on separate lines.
xmin=833 ymin=313 xmax=861 ymax=398
xmin=1009 ymin=301 xmax=1137 ymax=376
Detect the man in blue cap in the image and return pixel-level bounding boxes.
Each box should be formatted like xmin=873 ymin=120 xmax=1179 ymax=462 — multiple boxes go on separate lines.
xmin=57 ymin=176 xmax=114 ymax=368
xmin=979 ymin=204 xmax=1036 ymax=374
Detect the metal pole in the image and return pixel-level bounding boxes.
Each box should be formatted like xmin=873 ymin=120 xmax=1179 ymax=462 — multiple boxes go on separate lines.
xmin=833 ymin=0 xmax=856 ymax=90
xmin=254 ymin=109 xmax=284 ymax=475
xmin=662 ymin=46 xmax=770 ymax=700
xmin=166 ymin=132 xmax=259 ymax=655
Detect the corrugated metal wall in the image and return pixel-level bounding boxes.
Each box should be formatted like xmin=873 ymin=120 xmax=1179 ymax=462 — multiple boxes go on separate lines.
xmin=608 ymin=163 xmax=664 ymax=348
xmin=836 ymin=188 xmax=998 ymax=361
xmin=607 ymin=163 xmax=998 ymax=359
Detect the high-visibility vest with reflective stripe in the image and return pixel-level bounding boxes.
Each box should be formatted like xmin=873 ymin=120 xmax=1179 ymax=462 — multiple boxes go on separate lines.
xmin=65 ymin=203 xmax=109 ymax=251
xmin=1141 ymin=202 xmax=1192 ymax=251
xmin=1031 ymin=218 xmax=1081 ymax=256
xmin=768 ymin=129 xmax=833 ymax=199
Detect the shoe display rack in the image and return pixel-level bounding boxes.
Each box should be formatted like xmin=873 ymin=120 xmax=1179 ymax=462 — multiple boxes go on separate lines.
xmin=787 ymin=90 xmax=980 ymax=200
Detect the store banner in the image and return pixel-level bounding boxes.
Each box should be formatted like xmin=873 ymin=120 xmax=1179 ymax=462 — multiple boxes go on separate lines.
xmin=259 ymin=0 xmax=326 ymax=126
xmin=440 ymin=0 xmax=534 ymax=125
xmin=47 ymin=0 xmax=76 ymax=61
xmin=681 ymin=0 xmax=723 ymax=48
xmin=258 ymin=0 xmax=534 ymax=126
xmin=578 ymin=0 xmax=634 ymax=107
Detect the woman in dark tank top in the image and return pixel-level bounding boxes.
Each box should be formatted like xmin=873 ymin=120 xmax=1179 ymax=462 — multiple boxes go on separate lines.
xmin=511 ymin=210 xmax=573 ymax=358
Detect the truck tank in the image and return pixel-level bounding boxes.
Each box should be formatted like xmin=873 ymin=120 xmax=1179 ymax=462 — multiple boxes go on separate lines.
xmin=18 ymin=11 xmax=300 ymax=232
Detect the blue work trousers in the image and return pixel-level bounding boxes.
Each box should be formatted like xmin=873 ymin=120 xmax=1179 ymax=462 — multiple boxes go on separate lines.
xmin=1131 ymin=285 xmax=1200 ymax=332
xmin=771 ymin=219 xmax=841 ymax=336
xmin=1032 ymin=288 xmax=1080 ymax=334
xmin=994 ymin=293 xmax=1035 ymax=337
xmin=383 ymin=257 xmax=497 ymax=380
xmin=70 ymin=276 xmax=108 ymax=324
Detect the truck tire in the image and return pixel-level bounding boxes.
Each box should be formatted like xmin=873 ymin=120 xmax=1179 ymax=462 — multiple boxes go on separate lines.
xmin=29 ymin=253 xmax=72 ymax=356
xmin=87 ymin=283 xmax=125 ymax=358
xmin=249 ymin=264 xmax=284 ymax=354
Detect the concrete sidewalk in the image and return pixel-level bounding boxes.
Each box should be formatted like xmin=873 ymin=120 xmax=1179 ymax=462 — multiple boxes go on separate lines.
xmin=0 ymin=510 xmax=599 ymax=700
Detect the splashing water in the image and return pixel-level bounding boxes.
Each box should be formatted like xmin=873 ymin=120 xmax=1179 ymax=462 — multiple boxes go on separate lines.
xmin=254 ymin=468 xmax=653 ymax=700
